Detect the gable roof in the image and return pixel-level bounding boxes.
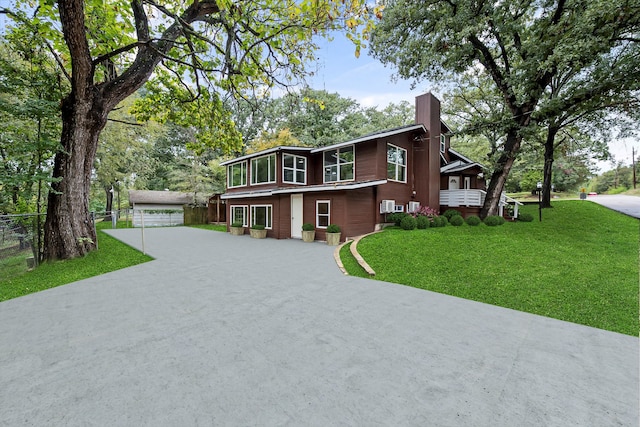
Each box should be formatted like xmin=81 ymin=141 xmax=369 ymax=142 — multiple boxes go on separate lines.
xmin=219 ymin=146 xmax=312 ymax=166
xmin=310 ymin=124 xmax=427 ymax=153
xmin=129 ymin=190 xmax=194 ymax=205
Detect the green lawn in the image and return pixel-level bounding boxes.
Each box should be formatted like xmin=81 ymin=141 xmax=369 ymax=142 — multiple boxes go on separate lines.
xmin=343 ymin=201 xmax=639 ymax=336
xmin=0 ymin=226 xmax=152 ymax=302
xmin=189 ymin=223 xmax=227 ymax=232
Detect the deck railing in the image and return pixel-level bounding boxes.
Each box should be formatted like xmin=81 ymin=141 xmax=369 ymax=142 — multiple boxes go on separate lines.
xmin=439 ymin=189 xmax=523 ymax=218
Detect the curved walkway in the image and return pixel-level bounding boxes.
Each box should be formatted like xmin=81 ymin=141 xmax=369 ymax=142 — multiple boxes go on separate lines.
xmin=0 ymin=227 xmax=637 ymax=426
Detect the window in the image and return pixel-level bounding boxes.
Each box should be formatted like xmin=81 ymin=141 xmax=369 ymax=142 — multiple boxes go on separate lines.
xmin=316 ymin=200 xmax=330 ymax=228
xmin=251 ymin=154 xmax=276 ymax=185
xmin=251 ymin=205 xmax=273 ymax=229
xmin=324 ymin=145 xmax=354 ymax=183
xmin=440 ymin=134 xmax=446 ymax=153
xmin=228 ymin=162 xmax=247 ymax=188
xmin=283 ymin=154 xmax=306 ymax=184
xmin=387 ymin=144 xmax=407 ymax=182
xmin=230 ymin=205 xmax=248 ymax=227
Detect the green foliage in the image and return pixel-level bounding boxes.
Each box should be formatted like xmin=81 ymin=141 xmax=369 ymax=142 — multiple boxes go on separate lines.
xmin=432 ymin=216 xmax=448 ymax=227
xmin=484 ymin=215 xmax=505 ymax=226
xmin=387 ymin=212 xmax=409 ymax=226
xmin=449 ymin=215 xmax=464 ymax=226
xmin=416 ymin=215 xmax=431 ymax=229
xmin=251 ymin=224 xmax=265 ymax=230
xmin=302 ymin=222 xmax=315 ymax=231
xmin=326 ymin=224 xmax=341 ymax=233
xmin=231 ymin=222 xmax=243 ymax=228
xmin=443 ymin=209 xmax=461 ymax=220
xmin=400 ymin=215 xmax=417 ymax=230
xmin=466 ymin=215 xmax=481 ymax=226
xmin=517 ymin=213 xmax=534 ymax=222
xmin=342 ymin=201 xmax=639 ymax=336
xmin=607 ymin=186 xmax=629 ymax=195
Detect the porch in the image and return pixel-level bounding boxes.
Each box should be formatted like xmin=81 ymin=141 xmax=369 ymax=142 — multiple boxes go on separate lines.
xmin=439 ymin=189 xmax=523 ymax=218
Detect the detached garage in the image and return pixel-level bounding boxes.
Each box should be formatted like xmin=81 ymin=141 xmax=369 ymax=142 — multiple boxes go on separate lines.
xmin=129 ymin=190 xmax=193 ymax=227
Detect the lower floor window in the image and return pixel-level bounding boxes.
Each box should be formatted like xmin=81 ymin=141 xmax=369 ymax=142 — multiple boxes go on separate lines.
xmin=316 ymin=200 xmax=330 ymax=228
xmin=251 ymin=205 xmax=273 ymax=229
xmin=230 ymin=205 xmax=248 ymax=227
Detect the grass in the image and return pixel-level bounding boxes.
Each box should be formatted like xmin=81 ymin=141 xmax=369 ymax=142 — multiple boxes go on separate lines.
xmin=189 ymin=223 xmax=228 ymax=232
xmin=0 ymin=225 xmax=152 ymax=302
xmin=342 ymin=201 xmax=639 ymax=336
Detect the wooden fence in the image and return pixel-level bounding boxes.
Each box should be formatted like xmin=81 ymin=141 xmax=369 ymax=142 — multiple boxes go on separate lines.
xmin=183 ymin=206 xmax=208 ymax=225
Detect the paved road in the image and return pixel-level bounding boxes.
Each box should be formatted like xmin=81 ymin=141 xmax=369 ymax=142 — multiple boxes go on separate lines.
xmin=588 ymin=194 xmax=640 ymax=219
xmin=0 ymin=227 xmax=638 ymax=426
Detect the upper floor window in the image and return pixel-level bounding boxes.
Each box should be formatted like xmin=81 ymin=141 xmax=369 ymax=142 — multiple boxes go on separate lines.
xmin=228 ymin=161 xmax=247 ymax=188
xmin=387 ymin=144 xmax=407 ymax=182
xmin=251 ymin=154 xmax=276 ymax=185
xmin=283 ymin=154 xmax=306 ymax=184
xmin=440 ymin=134 xmax=446 ymax=153
xmin=324 ymin=145 xmax=354 ymax=183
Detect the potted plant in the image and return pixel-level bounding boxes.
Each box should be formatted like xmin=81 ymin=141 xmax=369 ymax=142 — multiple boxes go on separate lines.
xmin=230 ymin=222 xmax=244 ymax=236
xmin=301 ymin=223 xmax=315 ymax=242
xmin=325 ymin=224 xmax=341 ymax=246
xmin=249 ymin=224 xmax=267 ymax=239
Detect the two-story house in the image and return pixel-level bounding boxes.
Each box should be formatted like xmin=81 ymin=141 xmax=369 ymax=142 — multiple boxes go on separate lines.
xmin=220 ymin=92 xmax=488 ymax=242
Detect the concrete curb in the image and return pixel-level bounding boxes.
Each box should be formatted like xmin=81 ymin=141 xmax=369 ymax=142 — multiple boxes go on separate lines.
xmin=349 ymin=231 xmax=381 ymax=276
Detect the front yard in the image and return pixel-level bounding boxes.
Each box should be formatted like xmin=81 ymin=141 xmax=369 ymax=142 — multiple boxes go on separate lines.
xmin=341 ymin=201 xmax=639 ymax=336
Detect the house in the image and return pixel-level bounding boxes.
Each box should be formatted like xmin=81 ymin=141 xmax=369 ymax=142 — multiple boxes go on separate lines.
xmin=129 ymin=190 xmax=194 ymax=227
xmin=220 ymin=92 xmax=501 ymax=242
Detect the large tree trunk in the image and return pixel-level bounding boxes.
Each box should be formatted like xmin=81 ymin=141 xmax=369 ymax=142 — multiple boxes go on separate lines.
xmin=43 ymin=91 xmax=108 ymax=260
xmin=541 ymin=125 xmax=559 ymax=208
xmin=480 ymin=131 xmax=522 ymax=219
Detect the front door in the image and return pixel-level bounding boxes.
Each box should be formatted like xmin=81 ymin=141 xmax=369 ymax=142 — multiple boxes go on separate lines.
xmin=291 ymin=194 xmax=303 ymax=239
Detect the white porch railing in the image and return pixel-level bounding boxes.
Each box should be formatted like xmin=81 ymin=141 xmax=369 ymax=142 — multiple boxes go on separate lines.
xmin=439 ymin=189 xmax=523 ymax=218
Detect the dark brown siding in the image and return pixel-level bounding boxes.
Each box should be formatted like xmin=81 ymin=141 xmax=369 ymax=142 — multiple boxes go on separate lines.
xmin=415 ymin=93 xmax=442 ymax=209
xmin=354 ymin=141 xmax=379 ymax=181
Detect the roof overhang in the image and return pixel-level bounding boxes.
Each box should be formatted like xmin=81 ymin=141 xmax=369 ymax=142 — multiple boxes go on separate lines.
xmin=310 ymin=125 xmax=426 ymax=153
xmin=221 ymin=180 xmax=388 ymax=200
xmin=220 ymin=146 xmax=312 ymax=166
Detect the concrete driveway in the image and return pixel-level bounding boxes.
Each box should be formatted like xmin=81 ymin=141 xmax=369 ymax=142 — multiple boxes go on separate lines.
xmin=0 ymin=227 xmax=638 ymax=426
xmin=588 ymin=194 xmax=640 ymax=219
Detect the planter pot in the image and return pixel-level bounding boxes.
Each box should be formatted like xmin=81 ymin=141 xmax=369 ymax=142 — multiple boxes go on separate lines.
xmin=230 ymin=226 xmax=245 ymax=236
xmin=326 ymin=232 xmax=341 ymax=246
xmin=302 ymin=230 xmax=315 ymax=242
xmin=250 ymin=228 xmax=267 ymax=239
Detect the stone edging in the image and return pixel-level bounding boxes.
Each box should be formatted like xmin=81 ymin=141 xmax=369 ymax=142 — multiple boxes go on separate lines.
xmin=333 ymin=231 xmax=382 ymax=276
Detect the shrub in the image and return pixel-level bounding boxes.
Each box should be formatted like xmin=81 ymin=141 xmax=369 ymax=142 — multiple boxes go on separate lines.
xmin=449 ymin=215 xmax=464 ymax=226
xmin=432 ymin=216 xmax=448 ymax=227
xmin=251 ymin=224 xmax=265 ymax=230
xmin=302 ymin=222 xmax=315 ymax=231
xmin=326 ymin=224 xmax=341 ymax=233
xmin=443 ymin=209 xmax=461 ymax=220
xmin=517 ymin=213 xmax=534 ymax=222
xmin=484 ymin=215 xmax=505 ymax=226
xmin=231 ymin=222 xmax=243 ymax=228
xmin=414 ymin=205 xmax=439 ymax=218
xmin=400 ymin=215 xmax=417 ymax=230
xmin=388 ymin=212 xmax=409 ymax=226
xmin=416 ymin=215 xmax=431 ymax=229
xmin=465 ymin=215 xmax=481 ymax=226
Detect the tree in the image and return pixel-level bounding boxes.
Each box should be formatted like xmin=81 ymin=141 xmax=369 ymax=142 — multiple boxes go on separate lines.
xmin=371 ymin=0 xmax=640 ymax=218
xmin=2 ymin=0 xmax=378 ymax=260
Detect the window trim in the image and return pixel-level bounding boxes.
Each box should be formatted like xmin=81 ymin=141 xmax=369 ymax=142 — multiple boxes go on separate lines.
xmin=250 ymin=154 xmax=277 ymax=185
xmin=387 ymin=143 xmax=407 ymax=183
xmin=440 ymin=134 xmax=446 ymax=153
xmin=228 ymin=161 xmax=247 ymax=188
xmin=323 ymin=145 xmax=355 ymax=184
xmin=282 ymin=153 xmax=307 ymax=185
xmin=230 ymin=205 xmax=248 ymax=227
xmin=250 ymin=204 xmax=273 ymax=229
xmin=316 ymin=200 xmax=330 ymax=229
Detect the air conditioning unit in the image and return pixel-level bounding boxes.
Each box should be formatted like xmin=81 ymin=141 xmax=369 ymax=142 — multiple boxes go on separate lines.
xmin=407 ymin=201 xmax=420 ymax=213
xmin=394 ymin=205 xmax=405 ymax=213
xmin=380 ymin=200 xmax=395 ymax=213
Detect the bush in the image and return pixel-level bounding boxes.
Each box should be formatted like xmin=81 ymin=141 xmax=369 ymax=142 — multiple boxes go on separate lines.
xmin=432 ymin=216 xmax=448 ymax=227
xmin=484 ymin=215 xmax=505 ymax=226
xmin=449 ymin=215 xmax=464 ymax=226
xmin=517 ymin=213 xmax=534 ymax=222
xmin=443 ymin=209 xmax=461 ymax=220
xmin=416 ymin=215 xmax=431 ymax=229
xmin=465 ymin=215 xmax=481 ymax=226
xmin=400 ymin=215 xmax=417 ymax=230
xmin=231 ymin=222 xmax=243 ymax=228
xmin=302 ymin=222 xmax=315 ymax=231
xmin=251 ymin=224 xmax=265 ymax=230
xmin=388 ymin=212 xmax=409 ymax=226
xmin=326 ymin=224 xmax=341 ymax=233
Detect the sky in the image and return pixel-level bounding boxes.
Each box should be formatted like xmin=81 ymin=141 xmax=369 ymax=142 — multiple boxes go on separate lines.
xmin=305 ymin=34 xmax=638 ymax=173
